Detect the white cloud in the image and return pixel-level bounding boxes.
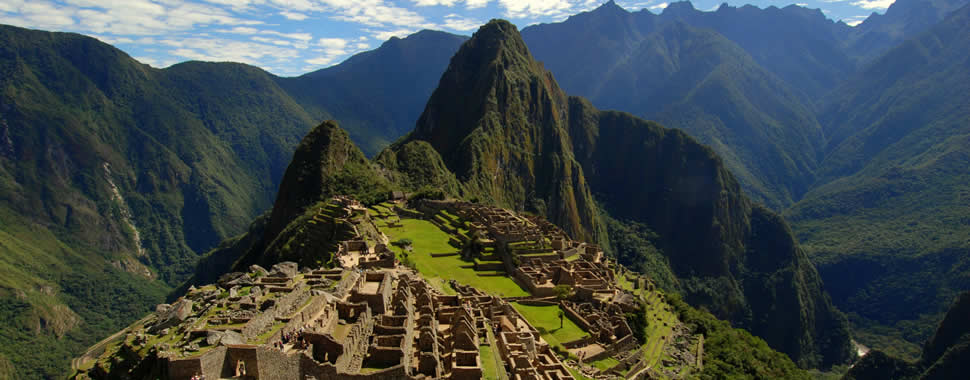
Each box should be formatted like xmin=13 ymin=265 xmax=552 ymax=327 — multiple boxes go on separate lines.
xmin=466 ymin=0 xmax=491 ymax=9
xmin=305 ymin=56 xmax=337 ymax=65
xmin=851 ymin=0 xmax=894 ymax=10
xmin=162 ymin=36 xmax=300 ymax=65
xmin=650 ymin=2 xmax=668 ymax=10
xmin=218 ymin=27 xmax=313 ymax=42
xmin=412 ymin=0 xmax=460 ymax=6
xmin=498 ymin=0 xmax=576 ymax=19
xmin=318 ymin=37 xmax=349 ymax=50
xmin=442 ymin=13 xmax=482 ymax=31
xmin=410 ymin=0 xmax=491 ymax=8
xmin=0 ymin=0 xmax=75 ymax=29
xmin=841 ymin=15 xmax=868 ymax=26
xmin=0 ymin=0 xmax=263 ymax=36
xmin=279 ymin=11 xmax=308 ymax=20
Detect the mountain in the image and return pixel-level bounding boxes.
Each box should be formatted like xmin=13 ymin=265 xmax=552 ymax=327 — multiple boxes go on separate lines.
xmin=521 ymin=2 xmax=828 ymax=209
xmin=388 ymin=20 xmax=600 ymax=242
xmin=847 ymin=0 xmax=970 ymax=63
xmin=382 ymin=19 xmax=853 ymax=368
xmin=277 ymin=30 xmax=466 ymax=156
xmin=786 ymin=3 xmax=970 ymax=358
xmin=843 ymin=292 xmax=970 ymax=380
xmin=0 ymin=24 xmax=463 ymax=378
xmin=657 ymin=1 xmax=854 ymax=100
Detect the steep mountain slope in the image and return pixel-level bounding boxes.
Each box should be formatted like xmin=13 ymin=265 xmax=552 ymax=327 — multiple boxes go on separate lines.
xmin=847 ymin=0 xmax=970 ymax=63
xmin=787 ymin=4 xmax=970 ymax=358
xmin=843 ymin=292 xmax=970 ymax=380
xmin=521 ymin=2 xmax=828 ymax=209
xmin=389 ymin=19 xmax=852 ymax=368
xmin=657 ymin=1 xmax=854 ymax=100
xmin=0 ymin=24 xmax=467 ymax=377
xmin=0 ymin=25 xmax=320 ymax=378
xmin=277 ymin=30 xmax=466 ymax=155
xmin=395 ymin=20 xmax=599 ymax=242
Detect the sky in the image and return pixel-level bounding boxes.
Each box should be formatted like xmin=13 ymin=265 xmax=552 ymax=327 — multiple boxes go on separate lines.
xmin=0 ymin=0 xmax=896 ymax=76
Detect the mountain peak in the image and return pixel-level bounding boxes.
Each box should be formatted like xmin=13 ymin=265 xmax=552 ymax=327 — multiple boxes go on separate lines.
xmin=592 ymin=0 xmax=626 ymax=14
xmin=408 ymin=18 xmax=552 ymax=157
xmin=662 ymin=1 xmax=697 ymax=15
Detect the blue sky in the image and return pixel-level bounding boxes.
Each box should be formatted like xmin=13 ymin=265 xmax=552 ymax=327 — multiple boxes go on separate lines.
xmin=0 ymin=0 xmax=895 ymax=76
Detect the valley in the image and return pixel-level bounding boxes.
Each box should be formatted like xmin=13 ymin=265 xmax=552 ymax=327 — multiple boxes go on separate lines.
xmin=0 ymin=0 xmax=968 ymax=378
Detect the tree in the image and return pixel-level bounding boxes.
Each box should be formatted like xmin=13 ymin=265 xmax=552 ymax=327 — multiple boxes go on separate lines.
xmin=554 ymin=285 xmax=572 ymax=300
xmin=392 ymin=238 xmax=413 ymax=249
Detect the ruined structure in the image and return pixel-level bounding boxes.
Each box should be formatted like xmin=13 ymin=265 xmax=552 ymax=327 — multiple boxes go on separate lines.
xmin=75 ymin=197 xmax=702 ymax=380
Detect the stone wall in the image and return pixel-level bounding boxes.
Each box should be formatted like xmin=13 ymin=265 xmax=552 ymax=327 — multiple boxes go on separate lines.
xmin=241 ymin=305 xmax=278 ymax=340
xmin=166 ymin=355 xmax=203 ymax=380
xmin=250 ymin=346 xmax=299 ymax=380
xmin=200 ymin=346 xmax=228 ymax=378
xmin=333 ymin=271 xmax=361 ymax=298
xmin=165 ymin=346 xmax=230 ymax=380
xmin=274 ymin=284 xmax=310 ymax=318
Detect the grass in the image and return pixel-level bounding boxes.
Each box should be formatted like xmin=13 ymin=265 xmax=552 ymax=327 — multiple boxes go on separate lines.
xmin=640 ymin=290 xmax=678 ymax=369
xmin=381 ymin=218 xmax=529 ymax=297
xmin=589 ymin=357 xmax=619 ymax=371
xmin=480 ymin=345 xmax=499 ymax=380
xmin=511 ymin=303 xmax=589 ymax=350
xmin=567 ymin=367 xmax=595 ymax=380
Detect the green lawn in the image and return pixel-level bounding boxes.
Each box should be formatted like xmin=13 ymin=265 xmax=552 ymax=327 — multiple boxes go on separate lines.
xmin=511 ymin=303 xmax=589 ymax=350
xmin=381 ymin=218 xmax=529 ymax=297
xmin=480 ymin=345 xmax=500 ymax=380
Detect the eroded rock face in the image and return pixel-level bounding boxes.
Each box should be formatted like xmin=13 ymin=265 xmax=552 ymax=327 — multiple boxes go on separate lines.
xmin=270 ymin=261 xmax=299 ymax=278
xmin=249 ymin=264 xmax=269 ymax=277
xmin=218 ymin=272 xmax=249 ymax=289
xmin=150 ymin=299 xmax=193 ymax=333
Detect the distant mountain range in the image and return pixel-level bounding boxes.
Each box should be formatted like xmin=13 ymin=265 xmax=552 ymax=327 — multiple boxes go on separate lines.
xmin=1 ymin=0 xmax=969 ymax=377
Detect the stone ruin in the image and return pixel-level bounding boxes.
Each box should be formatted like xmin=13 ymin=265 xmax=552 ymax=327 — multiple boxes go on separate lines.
xmin=77 ymin=197 xmax=701 ymax=380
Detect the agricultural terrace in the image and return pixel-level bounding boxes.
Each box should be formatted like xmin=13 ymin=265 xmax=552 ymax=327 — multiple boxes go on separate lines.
xmin=373 ymin=207 xmax=529 ymax=297
xmin=617 ymin=271 xmax=683 ymax=375
xmin=511 ymin=302 xmax=589 ymax=351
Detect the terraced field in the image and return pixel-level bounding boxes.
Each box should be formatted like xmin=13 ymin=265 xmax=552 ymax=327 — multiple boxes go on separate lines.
xmin=373 ymin=207 xmax=529 ymax=297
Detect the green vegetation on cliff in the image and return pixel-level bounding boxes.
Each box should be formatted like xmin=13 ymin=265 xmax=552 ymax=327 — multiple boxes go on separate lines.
xmin=385 ymin=19 xmax=853 ymax=369
xmin=786 ymin=4 xmax=970 ymax=358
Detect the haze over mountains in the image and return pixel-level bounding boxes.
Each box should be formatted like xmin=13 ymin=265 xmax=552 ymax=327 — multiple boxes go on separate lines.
xmin=0 ymin=0 xmax=968 ymax=377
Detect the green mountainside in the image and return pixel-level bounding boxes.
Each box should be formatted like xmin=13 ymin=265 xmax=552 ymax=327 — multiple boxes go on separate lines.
xmin=655 ymin=0 xmax=855 ymax=100
xmin=785 ymin=4 xmax=970 ymax=358
xmin=522 ymin=2 xmax=827 ymax=210
xmin=0 ymin=25 xmax=320 ymax=378
xmin=386 ymin=19 xmax=852 ymax=369
xmin=522 ymin=0 xmax=970 ymax=361
xmin=0 ymin=24 xmax=462 ymax=378
xmin=277 ymin=30 xmax=467 ymax=155
xmin=843 ymin=292 xmax=970 ymax=380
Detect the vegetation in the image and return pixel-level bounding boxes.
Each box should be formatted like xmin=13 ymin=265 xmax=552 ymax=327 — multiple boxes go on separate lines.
xmin=511 ymin=303 xmax=589 ymax=351
xmin=785 ymin=5 xmax=970 ymax=356
xmin=667 ymin=293 xmax=811 ymax=380
xmin=381 ymin=218 xmax=528 ymax=297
